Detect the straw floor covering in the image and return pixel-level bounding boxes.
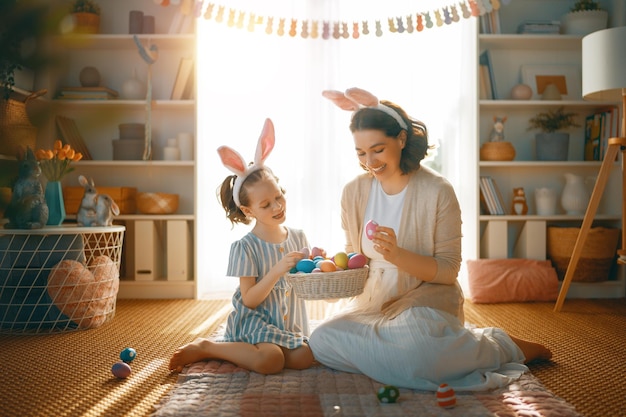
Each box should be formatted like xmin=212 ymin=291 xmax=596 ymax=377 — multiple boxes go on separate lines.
xmin=0 ymin=298 xmax=624 ymax=417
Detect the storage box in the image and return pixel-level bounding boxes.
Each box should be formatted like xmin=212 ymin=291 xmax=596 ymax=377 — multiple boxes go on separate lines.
xmin=112 ymin=139 xmax=145 ymax=160
xmin=63 ymin=186 xmax=137 ymax=214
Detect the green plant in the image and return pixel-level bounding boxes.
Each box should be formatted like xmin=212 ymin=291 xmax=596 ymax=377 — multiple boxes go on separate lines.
xmin=571 ymin=0 xmax=602 ymax=12
xmin=70 ymin=0 xmax=101 ymax=15
xmin=528 ymin=107 xmax=580 ymax=133
xmin=0 ymin=1 xmax=62 ymax=99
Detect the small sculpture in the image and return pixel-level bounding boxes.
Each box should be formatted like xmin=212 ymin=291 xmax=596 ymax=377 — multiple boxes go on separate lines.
xmin=4 ymin=147 xmax=49 ymax=229
xmin=489 ymin=116 xmax=507 ymax=142
xmin=512 ymin=187 xmax=529 ymax=215
xmin=76 ymin=175 xmax=98 ymax=226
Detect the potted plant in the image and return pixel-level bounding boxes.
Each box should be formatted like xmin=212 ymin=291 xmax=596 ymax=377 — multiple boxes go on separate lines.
xmin=528 ymin=107 xmax=580 ymax=161
xmin=69 ymin=0 xmax=101 ymax=34
xmin=561 ymin=0 xmax=608 ymax=35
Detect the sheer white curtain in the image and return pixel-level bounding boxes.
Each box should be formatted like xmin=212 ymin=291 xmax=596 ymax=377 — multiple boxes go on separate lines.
xmin=196 ymin=0 xmax=478 ymax=297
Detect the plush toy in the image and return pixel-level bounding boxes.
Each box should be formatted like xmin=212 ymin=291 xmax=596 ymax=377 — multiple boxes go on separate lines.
xmin=512 ymin=187 xmax=529 ymax=215
xmin=47 ymin=255 xmax=119 ymax=329
xmin=489 ymin=116 xmax=507 ymax=142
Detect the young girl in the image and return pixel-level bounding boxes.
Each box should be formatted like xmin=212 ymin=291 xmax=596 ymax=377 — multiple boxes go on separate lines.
xmin=169 ymin=118 xmax=315 ymax=374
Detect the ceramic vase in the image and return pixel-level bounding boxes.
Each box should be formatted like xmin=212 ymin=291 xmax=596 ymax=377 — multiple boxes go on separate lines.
xmin=561 ymin=173 xmax=590 ymax=215
xmin=535 ymin=187 xmax=557 ymax=216
xmin=121 ymin=69 xmax=146 ymax=100
xmin=45 ymin=181 xmax=66 ymax=226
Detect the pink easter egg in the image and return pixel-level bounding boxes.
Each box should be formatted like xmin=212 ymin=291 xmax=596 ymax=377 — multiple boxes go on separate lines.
xmin=365 ymin=220 xmax=378 ymax=240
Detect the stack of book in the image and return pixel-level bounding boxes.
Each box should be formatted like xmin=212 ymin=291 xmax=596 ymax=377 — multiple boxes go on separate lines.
xmin=584 ymin=106 xmax=620 ymax=161
xmin=517 ymin=20 xmax=561 ymax=34
xmin=57 ymin=86 xmax=119 ymax=100
xmin=479 ymin=176 xmax=506 ymax=215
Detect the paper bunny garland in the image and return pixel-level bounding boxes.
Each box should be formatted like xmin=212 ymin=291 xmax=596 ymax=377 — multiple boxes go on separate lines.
xmin=217 ymin=118 xmax=275 ymax=207
xmin=321 ymin=87 xmax=408 ymax=130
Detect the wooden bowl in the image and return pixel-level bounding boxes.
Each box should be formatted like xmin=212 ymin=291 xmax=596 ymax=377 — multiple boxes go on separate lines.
xmin=480 ymin=141 xmax=516 ymax=161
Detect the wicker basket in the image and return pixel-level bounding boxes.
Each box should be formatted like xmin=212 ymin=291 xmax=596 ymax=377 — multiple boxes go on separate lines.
xmin=547 ymin=226 xmax=620 ymax=282
xmin=136 ymin=192 xmax=179 ymax=214
xmin=0 ymin=226 xmax=124 ymax=334
xmin=286 ymin=267 xmax=368 ymax=300
xmin=71 ymin=12 xmax=100 ymax=34
xmin=480 ymin=141 xmax=516 ymax=161
xmin=0 ymin=90 xmax=46 ymax=157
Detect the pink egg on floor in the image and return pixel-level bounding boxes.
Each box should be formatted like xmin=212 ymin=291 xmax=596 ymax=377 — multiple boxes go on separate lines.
xmin=112 ymin=361 xmax=132 ymax=379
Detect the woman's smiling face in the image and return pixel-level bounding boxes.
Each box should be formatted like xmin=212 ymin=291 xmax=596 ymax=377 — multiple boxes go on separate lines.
xmin=353 ymin=129 xmax=405 ymax=181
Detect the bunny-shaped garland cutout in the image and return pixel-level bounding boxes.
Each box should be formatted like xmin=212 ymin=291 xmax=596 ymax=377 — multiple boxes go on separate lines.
xmin=321 ymin=87 xmax=408 ymax=130
xmin=217 ymin=118 xmax=275 ymax=207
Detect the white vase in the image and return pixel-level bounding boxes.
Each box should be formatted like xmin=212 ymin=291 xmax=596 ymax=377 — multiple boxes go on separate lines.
xmin=121 ymin=69 xmax=146 ymax=100
xmin=561 ymin=173 xmax=590 ymax=215
xmin=561 ymin=10 xmax=608 ymax=36
xmin=535 ymin=187 xmax=557 ymax=216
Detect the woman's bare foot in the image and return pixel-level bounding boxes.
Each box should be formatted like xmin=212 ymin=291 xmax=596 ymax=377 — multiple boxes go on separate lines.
xmin=510 ymin=336 xmax=553 ymax=363
xmin=169 ymin=338 xmax=215 ymax=372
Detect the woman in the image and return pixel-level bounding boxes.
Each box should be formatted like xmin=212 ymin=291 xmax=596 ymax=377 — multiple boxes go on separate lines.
xmin=309 ymin=88 xmax=551 ymax=391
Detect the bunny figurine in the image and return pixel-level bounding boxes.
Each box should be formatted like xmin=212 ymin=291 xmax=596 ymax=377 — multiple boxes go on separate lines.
xmin=4 ymin=147 xmax=49 ymax=229
xmin=76 ymin=175 xmax=98 ymax=226
xmin=94 ymin=194 xmax=120 ymax=226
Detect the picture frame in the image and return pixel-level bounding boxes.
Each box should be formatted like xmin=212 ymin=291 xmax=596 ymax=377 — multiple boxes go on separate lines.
xmin=521 ymin=65 xmax=582 ymax=100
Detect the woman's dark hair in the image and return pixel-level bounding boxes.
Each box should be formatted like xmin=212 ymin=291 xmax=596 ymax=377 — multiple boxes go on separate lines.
xmin=217 ymin=167 xmax=282 ymax=226
xmin=349 ymin=100 xmax=432 ymax=174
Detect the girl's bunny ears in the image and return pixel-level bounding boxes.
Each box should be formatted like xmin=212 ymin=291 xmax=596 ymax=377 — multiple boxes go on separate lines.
xmin=321 ymin=87 xmax=408 ymax=130
xmin=217 ymin=118 xmax=275 ymax=207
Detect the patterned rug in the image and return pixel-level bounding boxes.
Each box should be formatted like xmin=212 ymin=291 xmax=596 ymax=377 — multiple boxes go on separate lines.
xmin=153 ymin=360 xmax=581 ymax=417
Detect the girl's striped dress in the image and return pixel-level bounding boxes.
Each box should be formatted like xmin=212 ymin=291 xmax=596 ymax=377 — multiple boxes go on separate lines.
xmin=221 ymin=227 xmax=310 ymax=348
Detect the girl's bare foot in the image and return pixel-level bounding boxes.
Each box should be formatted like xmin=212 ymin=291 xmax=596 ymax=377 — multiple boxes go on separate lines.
xmin=169 ymin=338 xmax=214 ymax=372
xmin=510 ymin=336 xmax=553 ymax=363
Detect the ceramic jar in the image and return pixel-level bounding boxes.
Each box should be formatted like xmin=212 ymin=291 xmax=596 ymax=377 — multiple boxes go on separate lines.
xmin=121 ymin=69 xmax=146 ymax=100
xmin=535 ymin=187 xmax=557 ymax=216
xmin=561 ymin=173 xmax=590 ymax=215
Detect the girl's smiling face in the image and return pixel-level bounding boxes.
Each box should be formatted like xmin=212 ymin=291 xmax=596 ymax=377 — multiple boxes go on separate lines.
xmin=241 ymin=178 xmax=287 ymax=225
xmin=353 ymin=129 xmax=405 ymax=181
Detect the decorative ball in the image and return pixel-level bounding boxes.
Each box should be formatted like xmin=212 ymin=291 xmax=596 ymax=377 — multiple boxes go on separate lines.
xmin=510 ymin=83 xmax=532 ymax=100
xmin=365 ymin=220 xmax=378 ymax=240
xmin=111 ymin=362 xmax=132 ymax=379
xmin=436 ymin=383 xmax=456 ymax=408
xmin=120 ymin=347 xmax=137 ymax=363
xmin=79 ymin=66 xmax=101 ymax=87
xmin=377 ymin=385 xmax=400 ymax=404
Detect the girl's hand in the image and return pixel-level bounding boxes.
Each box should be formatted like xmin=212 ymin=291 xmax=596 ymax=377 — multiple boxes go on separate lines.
xmin=372 ymin=225 xmax=401 ymax=263
xmin=274 ymin=251 xmax=304 ymax=275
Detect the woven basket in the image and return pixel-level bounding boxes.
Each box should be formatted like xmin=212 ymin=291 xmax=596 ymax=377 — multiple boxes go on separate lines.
xmin=286 ymin=267 xmax=368 ymax=300
xmin=480 ymin=141 xmax=516 ymax=161
xmin=547 ymin=226 xmax=620 ymax=282
xmin=0 ymin=90 xmax=46 ymax=157
xmin=136 ymin=192 xmax=179 ymax=214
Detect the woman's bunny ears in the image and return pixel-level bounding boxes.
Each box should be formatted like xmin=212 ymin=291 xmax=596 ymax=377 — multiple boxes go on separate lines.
xmin=217 ymin=118 xmax=275 ymax=207
xmin=322 ymin=87 xmax=408 ymax=130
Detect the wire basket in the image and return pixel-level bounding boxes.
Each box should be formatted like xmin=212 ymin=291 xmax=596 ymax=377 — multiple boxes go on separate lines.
xmin=286 ymin=267 xmax=369 ymax=300
xmin=0 ymin=225 xmax=124 ymax=334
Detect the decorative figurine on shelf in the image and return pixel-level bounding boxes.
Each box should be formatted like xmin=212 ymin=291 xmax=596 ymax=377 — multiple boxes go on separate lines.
xmin=75 ymin=174 xmax=119 ymax=227
xmin=4 ymin=147 xmax=49 ymax=229
xmin=512 ymin=187 xmax=529 ymax=215
xmin=489 ymin=116 xmax=507 ymax=142
xmin=480 ymin=115 xmax=516 ymax=161
xmin=94 ymin=194 xmax=120 ymax=226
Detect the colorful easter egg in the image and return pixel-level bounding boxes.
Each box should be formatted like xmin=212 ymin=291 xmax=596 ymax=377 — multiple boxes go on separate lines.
xmin=311 ymin=246 xmax=324 ymax=258
xmin=120 ymin=347 xmax=137 ymax=363
xmin=377 ymin=385 xmax=400 ymax=403
xmin=300 ymin=247 xmax=310 ymax=258
xmin=436 ymin=383 xmax=456 ymax=408
xmin=319 ymin=259 xmax=337 ymax=272
xmin=333 ymin=252 xmax=349 ymax=269
xmin=348 ymin=253 xmax=367 ymax=269
xmin=111 ymin=362 xmax=132 ymax=379
xmin=296 ymin=258 xmax=316 ymax=273
xmin=365 ymin=220 xmax=378 ymax=240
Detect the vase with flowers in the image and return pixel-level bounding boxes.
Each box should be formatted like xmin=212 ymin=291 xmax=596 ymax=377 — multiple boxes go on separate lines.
xmin=35 ymin=140 xmax=83 ymax=225
xmin=561 ymin=0 xmax=608 ymax=35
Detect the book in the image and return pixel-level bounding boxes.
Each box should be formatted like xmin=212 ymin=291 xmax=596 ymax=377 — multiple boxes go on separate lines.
xmin=479 ymin=65 xmax=493 ymax=99
xmin=489 ymin=177 xmax=506 ymax=215
xmin=479 ymin=50 xmax=497 ymax=99
xmin=517 ymin=20 xmax=560 ymax=34
xmin=55 ymin=115 xmax=92 ymax=160
xmin=480 ymin=176 xmax=505 ymax=215
xmin=171 ymin=57 xmax=194 ymax=100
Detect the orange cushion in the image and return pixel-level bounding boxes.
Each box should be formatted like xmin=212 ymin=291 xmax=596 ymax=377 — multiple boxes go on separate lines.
xmin=467 ymin=259 xmax=559 ymax=303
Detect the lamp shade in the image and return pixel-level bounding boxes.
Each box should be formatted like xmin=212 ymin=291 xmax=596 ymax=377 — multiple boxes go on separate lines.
xmin=582 ymin=26 xmax=626 ymax=102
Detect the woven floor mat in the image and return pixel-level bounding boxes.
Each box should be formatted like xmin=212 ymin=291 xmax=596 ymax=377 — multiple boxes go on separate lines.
xmin=153 ymin=360 xmax=581 ymax=417
xmin=0 ymin=299 xmax=231 ymax=417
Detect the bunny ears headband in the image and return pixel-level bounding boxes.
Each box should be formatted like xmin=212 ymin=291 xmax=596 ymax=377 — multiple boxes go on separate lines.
xmin=321 ymin=87 xmax=408 ymax=130
xmin=217 ymin=118 xmax=275 ymax=207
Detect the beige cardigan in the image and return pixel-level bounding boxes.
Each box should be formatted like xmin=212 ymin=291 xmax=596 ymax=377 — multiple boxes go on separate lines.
xmin=341 ymin=165 xmax=465 ymax=319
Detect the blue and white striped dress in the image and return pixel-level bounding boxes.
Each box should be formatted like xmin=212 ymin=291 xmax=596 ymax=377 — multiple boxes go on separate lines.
xmin=221 ymin=227 xmax=310 ymax=348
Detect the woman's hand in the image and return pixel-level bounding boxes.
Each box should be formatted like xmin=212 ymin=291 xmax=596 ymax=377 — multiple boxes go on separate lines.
xmin=372 ymin=225 xmax=402 ymax=263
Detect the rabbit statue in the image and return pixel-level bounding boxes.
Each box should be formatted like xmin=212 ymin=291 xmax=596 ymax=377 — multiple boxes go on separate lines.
xmin=76 ymin=175 xmax=98 ymax=226
xmin=4 ymin=147 xmax=49 ymax=229
xmin=94 ymin=194 xmax=120 ymax=226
